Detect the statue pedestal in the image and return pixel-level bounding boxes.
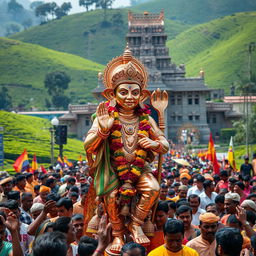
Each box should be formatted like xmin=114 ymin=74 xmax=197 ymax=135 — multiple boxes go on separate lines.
xmin=105 ymin=246 xmax=121 ymax=256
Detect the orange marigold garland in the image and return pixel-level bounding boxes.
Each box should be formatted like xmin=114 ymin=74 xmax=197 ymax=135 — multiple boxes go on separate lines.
xmin=107 ymin=102 xmax=151 ymax=206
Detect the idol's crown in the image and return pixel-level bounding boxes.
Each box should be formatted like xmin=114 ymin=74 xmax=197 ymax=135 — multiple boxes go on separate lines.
xmin=103 ymin=45 xmax=148 ymax=90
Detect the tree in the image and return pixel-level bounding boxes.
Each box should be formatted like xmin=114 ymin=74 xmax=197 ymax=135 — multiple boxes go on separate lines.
xmin=7 ymin=0 xmax=24 ymax=14
xmin=5 ymin=22 xmax=22 ymax=36
xmin=0 ymin=87 xmax=12 ymax=111
xmin=111 ymin=12 xmax=124 ymax=27
xmin=79 ymin=0 xmax=93 ymax=11
xmin=22 ymin=18 xmax=33 ymax=29
xmin=44 ymin=71 xmax=71 ymax=95
xmin=94 ymin=0 xmax=113 ymax=19
xmin=44 ymin=71 xmax=71 ymax=110
xmin=30 ymin=1 xmax=44 ymax=10
xmin=35 ymin=2 xmax=57 ymax=21
xmin=130 ymin=0 xmax=139 ymax=6
xmin=55 ymin=2 xmax=72 ymax=19
xmin=52 ymin=95 xmax=70 ymax=109
xmin=233 ymin=105 xmax=256 ymax=144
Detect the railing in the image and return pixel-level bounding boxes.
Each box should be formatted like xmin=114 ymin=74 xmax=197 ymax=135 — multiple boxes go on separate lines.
xmin=206 ymin=102 xmax=233 ymax=111
xmin=69 ymin=104 xmax=97 ymax=112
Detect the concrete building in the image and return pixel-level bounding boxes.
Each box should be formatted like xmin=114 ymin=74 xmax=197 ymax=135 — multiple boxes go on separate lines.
xmin=224 ymin=96 xmax=256 ymax=115
xmin=93 ymin=11 xmax=212 ymax=143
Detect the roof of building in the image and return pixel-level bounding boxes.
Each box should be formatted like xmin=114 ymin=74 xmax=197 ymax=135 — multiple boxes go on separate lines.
xmin=59 ymin=112 xmax=77 ymax=121
xmin=128 ymin=11 xmax=164 ymax=26
xmin=17 ymin=111 xmax=68 ymax=115
xmin=224 ymin=96 xmax=256 ymax=103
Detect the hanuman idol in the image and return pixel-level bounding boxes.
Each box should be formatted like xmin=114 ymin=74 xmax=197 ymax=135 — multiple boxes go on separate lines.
xmin=84 ymin=46 xmax=169 ymax=253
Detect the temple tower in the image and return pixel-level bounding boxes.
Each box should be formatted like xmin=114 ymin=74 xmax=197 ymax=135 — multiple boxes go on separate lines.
xmin=95 ymin=11 xmax=211 ymax=144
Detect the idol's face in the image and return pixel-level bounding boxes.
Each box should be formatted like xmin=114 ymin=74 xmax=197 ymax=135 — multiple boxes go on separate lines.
xmin=115 ymin=83 xmax=141 ymax=110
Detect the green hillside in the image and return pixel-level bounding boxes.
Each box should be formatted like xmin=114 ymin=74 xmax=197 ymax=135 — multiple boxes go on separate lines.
xmin=0 ymin=37 xmax=104 ymax=108
xmin=167 ymin=12 xmax=256 ymax=91
xmin=134 ymin=0 xmax=256 ymax=24
xmin=0 ymin=111 xmax=84 ymax=174
xmin=11 ymin=9 xmax=191 ymax=65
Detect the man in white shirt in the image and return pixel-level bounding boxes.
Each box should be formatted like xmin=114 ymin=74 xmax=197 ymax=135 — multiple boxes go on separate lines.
xmin=188 ymin=194 xmax=205 ymax=226
xmin=5 ymin=199 xmax=34 ymax=255
xmin=200 ymin=180 xmax=218 ymax=210
xmin=187 ymin=174 xmax=205 ymax=197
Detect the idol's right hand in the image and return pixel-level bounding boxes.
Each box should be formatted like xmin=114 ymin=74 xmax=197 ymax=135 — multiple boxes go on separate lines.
xmin=97 ymin=102 xmax=114 ymax=133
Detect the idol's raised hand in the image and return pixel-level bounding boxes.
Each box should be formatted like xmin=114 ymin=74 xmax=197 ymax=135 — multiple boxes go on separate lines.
xmin=97 ymin=102 xmax=114 ymax=133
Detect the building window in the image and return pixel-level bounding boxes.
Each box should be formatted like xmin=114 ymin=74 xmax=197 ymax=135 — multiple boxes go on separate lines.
xmin=171 ymin=115 xmax=176 ymax=121
xmin=195 ymin=115 xmax=200 ymax=121
xmin=194 ymin=98 xmax=199 ymax=104
xmin=177 ymin=94 xmax=182 ymax=105
xmin=188 ymin=115 xmax=193 ymax=121
xmin=177 ymin=116 xmax=182 ymax=122
xmin=212 ymin=114 xmax=217 ymax=123
xmin=188 ymin=94 xmax=192 ymax=105
xmin=85 ymin=117 xmax=90 ymax=126
xmin=170 ymin=95 xmax=175 ymax=105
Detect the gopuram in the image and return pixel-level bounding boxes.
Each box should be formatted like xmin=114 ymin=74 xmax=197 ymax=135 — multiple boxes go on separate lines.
xmin=94 ymin=11 xmax=211 ymax=144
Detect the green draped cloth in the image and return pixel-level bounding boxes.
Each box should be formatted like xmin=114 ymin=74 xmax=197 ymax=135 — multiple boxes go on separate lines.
xmin=92 ymin=140 xmax=119 ymax=196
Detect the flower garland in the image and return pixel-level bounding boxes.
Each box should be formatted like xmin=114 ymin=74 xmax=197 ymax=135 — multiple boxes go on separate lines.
xmin=107 ymin=102 xmax=151 ymax=201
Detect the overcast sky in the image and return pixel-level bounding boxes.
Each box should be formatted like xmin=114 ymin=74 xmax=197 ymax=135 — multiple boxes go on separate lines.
xmin=42 ymin=0 xmax=131 ymax=13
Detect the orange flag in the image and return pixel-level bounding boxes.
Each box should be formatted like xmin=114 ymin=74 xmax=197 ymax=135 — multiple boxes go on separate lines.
xmin=31 ymin=154 xmax=38 ymax=172
xmin=78 ymin=155 xmax=83 ymax=162
xmin=207 ymin=133 xmax=220 ymax=174
xmin=13 ymin=149 xmax=30 ymax=172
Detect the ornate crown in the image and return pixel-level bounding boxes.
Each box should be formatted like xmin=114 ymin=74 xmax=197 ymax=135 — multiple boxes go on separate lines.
xmin=103 ymin=45 xmax=148 ymax=90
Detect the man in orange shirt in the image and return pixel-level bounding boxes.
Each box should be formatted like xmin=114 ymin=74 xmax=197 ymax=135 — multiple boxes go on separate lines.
xmin=13 ymin=175 xmax=27 ymax=193
xmin=73 ymin=186 xmax=88 ymax=215
xmin=170 ymin=185 xmax=188 ymax=202
xmin=147 ymin=201 xmax=169 ymax=252
xmin=221 ymin=193 xmax=240 ymax=225
xmin=159 ymin=184 xmax=169 ymax=201
xmin=187 ymin=212 xmax=219 ymax=256
xmin=25 ymin=173 xmax=35 ymax=197
xmin=32 ymin=171 xmax=39 ymax=186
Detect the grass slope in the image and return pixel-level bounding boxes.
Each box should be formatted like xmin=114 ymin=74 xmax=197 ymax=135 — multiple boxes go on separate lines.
xmin=0 ymin=37 xmax=104 ymax=108
xmin=134 ymin=0 xmax=256 ymax=24
xmin=167 ymin=12 xmax=256 ymax=91
xmin=1 ymin=111 xmax=84 ymax=174
xmin=11 ymin=9 xmax=191 ymax=65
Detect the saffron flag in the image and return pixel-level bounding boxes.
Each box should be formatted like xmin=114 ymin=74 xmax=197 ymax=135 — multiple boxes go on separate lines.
xmin=227 ymin=136 xmax=236 ymax=170
xmin=13 ymin=149 xmax=30 ymax=172
xmin=57 ymin=156 xmax=64 ymax=167
xmin=78 ymin=155 xmax=83 ymax=162
xmin=207 ymin=133 xmax=220 ymax=174
xmin=31 ymin=154 xmax=38 ymax=172
xmin=64 ymin=156 xmax=73 ymax=168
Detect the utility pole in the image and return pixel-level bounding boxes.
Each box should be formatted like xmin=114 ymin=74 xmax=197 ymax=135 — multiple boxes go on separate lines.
xmin=246 ymin=42 xmax=256 ymax=156
xmin=0 ymin=127 xmax=4 ymax=171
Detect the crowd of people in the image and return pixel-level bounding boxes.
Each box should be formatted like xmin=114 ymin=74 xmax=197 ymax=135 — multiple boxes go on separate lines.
xmin=0 ymin=154 xmax=256 ymax=256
